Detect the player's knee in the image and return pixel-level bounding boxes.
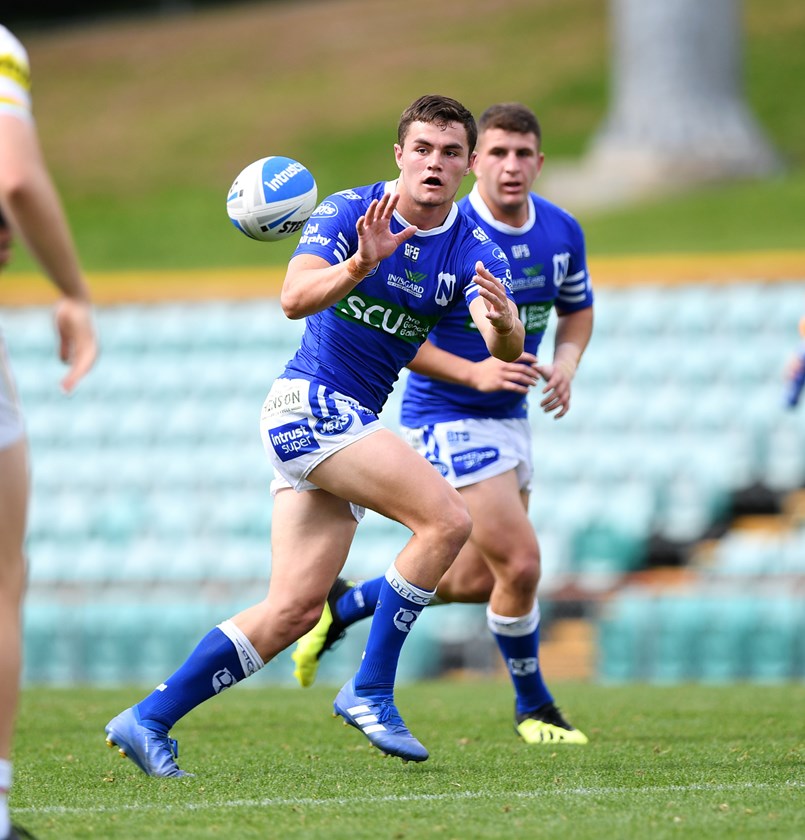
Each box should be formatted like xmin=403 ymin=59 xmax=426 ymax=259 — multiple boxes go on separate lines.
xmin=441 ymin=497 xmax=473 ymax=555
xmin=505 ymin=551 xmax=541 ymax=594
xmin=269 ymin=589 xmax=328 ymax=638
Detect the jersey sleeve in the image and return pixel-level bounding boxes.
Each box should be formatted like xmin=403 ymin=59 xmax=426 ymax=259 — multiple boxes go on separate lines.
xmin=292 ymin=191 xmax=361 ymax=266
xmin=0 ymin=26 xmax=32 ymax=122
xmin=461 ymin=225 xmax=515 ymax=307
xmin=556 ymin=216 xmax=594 ymax=313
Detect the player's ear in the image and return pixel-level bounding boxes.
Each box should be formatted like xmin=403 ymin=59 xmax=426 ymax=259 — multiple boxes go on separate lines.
xmin=394 ymin=143 xmax=404 ymax=171
xmin=535 ymin=151 xmax=546 ymax=179
xmin=466 ymin=151 xmax=477 ymax=175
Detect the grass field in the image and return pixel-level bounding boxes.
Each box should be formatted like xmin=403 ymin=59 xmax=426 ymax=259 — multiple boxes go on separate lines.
xmin=11 ymin=680 xmax=805 ymax=839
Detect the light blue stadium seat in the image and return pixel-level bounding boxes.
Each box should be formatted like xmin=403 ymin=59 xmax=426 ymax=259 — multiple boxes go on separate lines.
xmin=762 ymin=416 xmax=805 ymax=491
xmin=571 ymin=517 xmax=646 ymax=578
xmin=748 ymin=597 xmax=801 ymax=681
xmin=710 ymin=531 xmax=784 ymax=577
xmin=596 ymin=591 xmax=654 ymax=682
xmin=697 ymin=597 xmax=756 ymax=683
xmin=672 ymin=341 xmax=721 ymax=387
xmin=23 ymin=602 xmax=82 ymax=685
xmin=646 ymin=596 xmax=706 ymax=683
xmin=615 ymin=287 xmax=674 ymax=338
xmin=672 ymin=286 xmax=719 ymax=335
xmin=534 ymin=528 xmax=573 ymax=594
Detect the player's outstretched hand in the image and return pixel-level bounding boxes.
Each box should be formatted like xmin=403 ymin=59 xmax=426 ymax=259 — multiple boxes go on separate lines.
xmin=353 ymin=193 xmax=417 ymax=273
xmin=54 ymin=297 xmax=98 ymax=393
xmin=534 ymin=360 xmax=575 ymax=419
xmin=469 ymin=353 xmax=539 ymax=394
xmin=472 ymin=261 xmax=515 ymax=334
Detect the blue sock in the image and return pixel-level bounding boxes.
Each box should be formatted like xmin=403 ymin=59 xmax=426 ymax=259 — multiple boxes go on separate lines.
xmin=487 ymin=602 xmax=553 ymax=716
xmin=336 ymin=576 xmax=383 ymax=626
xmin=353 ymin=565 xmax=434 ymax=699
xmin=135 ymin=620 xmax=264 ymax=731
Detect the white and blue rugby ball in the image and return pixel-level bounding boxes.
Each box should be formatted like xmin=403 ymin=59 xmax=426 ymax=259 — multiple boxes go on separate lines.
xmin=226 ymin=156 xmax=318 ymax=242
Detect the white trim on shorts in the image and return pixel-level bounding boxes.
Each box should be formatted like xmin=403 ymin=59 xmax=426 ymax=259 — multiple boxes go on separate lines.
xmin=400 ymin=417 xmax=533 ymax=491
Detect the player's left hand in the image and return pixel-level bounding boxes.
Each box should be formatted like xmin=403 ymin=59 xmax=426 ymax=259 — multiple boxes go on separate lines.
xmin=535 ymin=360 xmax=574 ymax=418
xmin=54 ymin=297 xmax=98 ymax=393
xmin=469 ymin=353 xmax=539 ymax=393
xmin=473 ymin=261 xmax=516 ymax=334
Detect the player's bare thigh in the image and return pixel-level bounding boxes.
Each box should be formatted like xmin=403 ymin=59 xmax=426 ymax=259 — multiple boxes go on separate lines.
xmin=233 ymin=486 xmax=358 ymax=656
xmin=437 ymin=470 xmax=533 ymax=600
xmin=460 ymin=470 xmax=539 ymax=584
xmin=0 ymin=436 xmax=28 ymax=595
xmin=309 ymin=426 xmax=469 ymax=537
xmin=310 ymin=427 xmax=472 ymax=588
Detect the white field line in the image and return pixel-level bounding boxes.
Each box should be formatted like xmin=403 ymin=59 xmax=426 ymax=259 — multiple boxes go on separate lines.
xmin=15 ymin=780 xmax=804 ymax=816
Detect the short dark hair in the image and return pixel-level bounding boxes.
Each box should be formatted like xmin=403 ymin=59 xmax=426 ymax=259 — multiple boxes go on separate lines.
xmin=477 ymin=103 xmax=542 ymax=148
xmin=398 ymin=95 xmax=478 ymax=153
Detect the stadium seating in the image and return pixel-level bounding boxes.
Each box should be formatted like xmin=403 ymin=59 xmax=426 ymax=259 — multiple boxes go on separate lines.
xmin=5 ymin=279 xmax=805 ymax=685
xmin=597 ymin=588 xmax=803 ymax=683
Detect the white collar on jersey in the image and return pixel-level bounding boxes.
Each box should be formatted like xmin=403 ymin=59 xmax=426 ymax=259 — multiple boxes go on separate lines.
xmin=467 ymin=183 xmax=536 ymax=235
xmin=386 ymin=179 xmax=460 ymax=237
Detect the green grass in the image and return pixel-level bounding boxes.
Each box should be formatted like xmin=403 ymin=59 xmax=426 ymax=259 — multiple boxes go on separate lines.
xmin=11 ymin=680 xmax=805 ymax=839
xmin=3 ymin=0 xmax=804 ymax=278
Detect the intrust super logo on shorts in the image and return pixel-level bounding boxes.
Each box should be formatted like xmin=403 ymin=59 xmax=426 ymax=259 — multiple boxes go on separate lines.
xmin=269 ymin=420 xmax=321 ymax=461
xmin=452 ymin=447 xmax=499 ymax=476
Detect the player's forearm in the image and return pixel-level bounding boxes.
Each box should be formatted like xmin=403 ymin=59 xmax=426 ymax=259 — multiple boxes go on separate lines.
xmin=281 ymin=254 xmax=373 ymax=319
xmin=3 ymin=172 xmax=90 ymax=301
xmin=0 ymin=122 xmax=90 ymax=301
xmin=553 ymin=307 xmax=593 ymax=376
xmin=484 ymin=317 xmax=525 ymax=362
xmin=406 ymin=340 xmax=477 ymax=386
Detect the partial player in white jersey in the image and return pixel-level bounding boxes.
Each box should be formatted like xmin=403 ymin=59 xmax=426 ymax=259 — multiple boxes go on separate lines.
xmin=104 ymin=95 xmax=524 ymax=774
xmin=0 ymin=25 xmax=98 ymax=840
xmin=293 ymin=103 xmax=594 ymax=745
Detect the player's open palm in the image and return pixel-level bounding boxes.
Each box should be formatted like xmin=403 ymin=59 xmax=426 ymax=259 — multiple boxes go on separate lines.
xmin=354 ymin=192 xmax=417 ymax=268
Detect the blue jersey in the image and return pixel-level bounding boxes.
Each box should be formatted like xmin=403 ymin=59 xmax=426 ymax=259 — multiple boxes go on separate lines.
xmin=401 ymin=184 xmax=593 ymax=425
xmin=283 ymin=181 xmax=513 ymax=415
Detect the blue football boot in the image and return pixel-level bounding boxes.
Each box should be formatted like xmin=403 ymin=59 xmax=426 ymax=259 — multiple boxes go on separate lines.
xmin=104 ymin=706 xmax=191 ymax=778
xmin=333 ymin=679 xmax=429 ymax=763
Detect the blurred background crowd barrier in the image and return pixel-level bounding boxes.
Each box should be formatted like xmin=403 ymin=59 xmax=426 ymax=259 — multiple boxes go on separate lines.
xmin=6 ymin=277 xmax=805 ymax=687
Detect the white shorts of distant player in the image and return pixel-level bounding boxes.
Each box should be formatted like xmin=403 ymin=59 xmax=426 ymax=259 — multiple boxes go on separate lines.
xmin=401 ymin=417 xmax=533 ymax=492
xmin=260 ymin=377 xmax=383 ymax=522
xmin=0 ymin=331 xmax=25 ymax=450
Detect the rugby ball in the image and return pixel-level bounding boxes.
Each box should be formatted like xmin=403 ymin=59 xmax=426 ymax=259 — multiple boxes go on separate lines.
xmin=226 ymin=156 xmax=318 ymax=242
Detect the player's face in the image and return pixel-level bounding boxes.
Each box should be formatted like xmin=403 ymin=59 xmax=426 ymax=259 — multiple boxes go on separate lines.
xmin=473 ymin=128 xmax=544 ymax=221
xmin=394 ymin=120 xmax=474 ymax=210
